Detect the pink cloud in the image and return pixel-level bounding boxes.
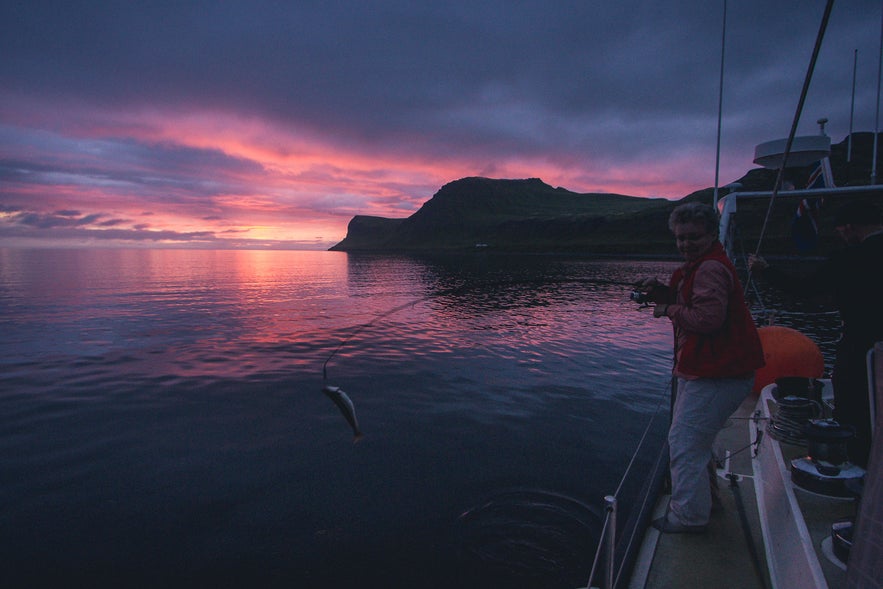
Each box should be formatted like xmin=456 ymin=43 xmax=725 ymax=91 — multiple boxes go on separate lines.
xmin=2 ymin=100 xmax=716 ymax=249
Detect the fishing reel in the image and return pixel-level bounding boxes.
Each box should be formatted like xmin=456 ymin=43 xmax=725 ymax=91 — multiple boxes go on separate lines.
xmin=630 ymin=290 xmax=651 ymax=305
xmin=629 ymin=284 xmax=668 ymax=309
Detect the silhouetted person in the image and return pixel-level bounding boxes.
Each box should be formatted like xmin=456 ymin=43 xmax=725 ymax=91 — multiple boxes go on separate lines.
xmin=750 ymin=201 xmax=883 ymax=468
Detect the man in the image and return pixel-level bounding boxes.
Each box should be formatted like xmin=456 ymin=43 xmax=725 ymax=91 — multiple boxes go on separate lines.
xmin=640 ymin=202 xmax=764 ymax=533
xmin=750 ymin=200 xmax=883 ymax=468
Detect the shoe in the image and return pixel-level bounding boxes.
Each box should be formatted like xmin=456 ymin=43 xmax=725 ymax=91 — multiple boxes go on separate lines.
xmin=651 ymin=516 xmax=707 ymax=534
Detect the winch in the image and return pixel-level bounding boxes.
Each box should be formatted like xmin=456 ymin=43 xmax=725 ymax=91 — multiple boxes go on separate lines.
xmin=790 ymin=418 xmax=865 ymax=498
xmin=768 ymin=377 xmax=826 ymax=445
xmin=769 ymin=395 xmax=821 ymax=445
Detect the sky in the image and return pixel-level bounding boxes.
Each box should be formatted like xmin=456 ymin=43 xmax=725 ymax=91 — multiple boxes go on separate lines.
xmin=1 ymin=0 xmax=881 ymax=250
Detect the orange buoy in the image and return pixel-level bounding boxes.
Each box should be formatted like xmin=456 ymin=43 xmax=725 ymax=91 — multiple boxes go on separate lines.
xmin=753 ymin=325 xmax=824 ymax=394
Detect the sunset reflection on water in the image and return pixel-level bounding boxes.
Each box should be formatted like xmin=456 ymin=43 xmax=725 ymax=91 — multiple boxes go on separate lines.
xmin=1 ymin=248 xmax=685 ymax=588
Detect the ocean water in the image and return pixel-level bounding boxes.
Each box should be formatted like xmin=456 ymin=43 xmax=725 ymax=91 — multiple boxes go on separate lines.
xmin=0 ymin=248 xmax=690 ymax=587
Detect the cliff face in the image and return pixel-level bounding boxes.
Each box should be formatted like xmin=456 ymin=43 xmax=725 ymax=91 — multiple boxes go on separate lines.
xmin=330 ymin=177 xmax=674 ymax=253
xmin=333 ymin=216 xmax=405 ymax=250
xmin=329 ymin=133 xmax=881 ymax=254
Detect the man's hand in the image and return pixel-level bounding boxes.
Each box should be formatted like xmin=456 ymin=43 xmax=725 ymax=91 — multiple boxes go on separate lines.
xmin=748 ymin=254 xmax=768 ymax=272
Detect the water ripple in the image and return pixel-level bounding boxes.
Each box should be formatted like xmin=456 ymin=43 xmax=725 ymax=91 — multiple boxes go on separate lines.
xmin=457 ymin=488 xmax=602 ymax=587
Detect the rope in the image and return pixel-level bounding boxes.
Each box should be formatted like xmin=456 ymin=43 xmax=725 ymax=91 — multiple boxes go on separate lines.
xmin=728 ymin=473 xmax=770 ymax=589
xmin=768 ymin=400 xmax=821 ymax=446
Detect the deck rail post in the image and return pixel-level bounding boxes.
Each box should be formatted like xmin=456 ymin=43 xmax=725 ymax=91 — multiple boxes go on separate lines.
xmin=604 ymin=495 xmax=617 ymax=589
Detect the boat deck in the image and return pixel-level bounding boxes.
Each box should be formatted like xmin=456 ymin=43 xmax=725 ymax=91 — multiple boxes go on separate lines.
xmin=631 ymin=392 xmax=854 ymax=589
xmin=754 ymin=389 xmax=853 ymax=588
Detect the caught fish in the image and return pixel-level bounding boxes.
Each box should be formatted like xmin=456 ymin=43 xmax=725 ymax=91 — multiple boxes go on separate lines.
xmin=322 ymin=385 xmax=364 ymax=442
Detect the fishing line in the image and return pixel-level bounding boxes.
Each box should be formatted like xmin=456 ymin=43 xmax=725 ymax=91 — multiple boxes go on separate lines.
xmin=320 ymin=276 xmax=643 ymax=382
xmin=321 ymin=279 xmax=504 ymax=382
xmin=322 ymin=273 xmax=675 ymax=586
xmin=322 ymin=297 xmax=426 ymax=382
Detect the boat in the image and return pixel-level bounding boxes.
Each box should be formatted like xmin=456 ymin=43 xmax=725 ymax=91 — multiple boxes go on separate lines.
xmin=578 ymin=137 xmax=883 ymax=588
xmin=584 ymin=143 xmax=883 ymax=589
xmin=577 ymin=1 xmax=883 ymax=583
xmin=620 ymin=360 xmax=882 ymax=589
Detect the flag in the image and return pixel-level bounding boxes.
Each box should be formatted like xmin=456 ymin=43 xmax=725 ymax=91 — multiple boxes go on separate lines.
xmin=805 ymin=159 xmax=835 ymax=189
xmin=806 ymin=162 xmax=825 ymax=189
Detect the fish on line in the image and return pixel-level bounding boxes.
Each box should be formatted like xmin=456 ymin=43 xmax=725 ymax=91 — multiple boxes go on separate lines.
xmin=322 ymin=385 xmax=364 ymax=443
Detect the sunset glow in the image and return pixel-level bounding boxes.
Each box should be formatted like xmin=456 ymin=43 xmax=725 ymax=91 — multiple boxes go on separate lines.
xmin=2 ymin=1 xmax=879 ymax=249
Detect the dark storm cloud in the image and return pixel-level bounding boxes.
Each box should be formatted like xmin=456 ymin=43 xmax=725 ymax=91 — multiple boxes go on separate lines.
xmin=0 ymin=137 xmax=264 ymax=203
xmin=0 ymin=220 xmax=216 ymax=243
xmin=0 ymin=202 xmax=214 ymax=244
xmin=12 ymin=210 xmax=109 ymax=229
xmin=3 ymin=0 xmax=878 ymax=165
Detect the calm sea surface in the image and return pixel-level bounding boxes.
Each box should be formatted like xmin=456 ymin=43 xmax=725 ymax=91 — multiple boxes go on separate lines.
xmin=0 ymin=248 xmax=836 ymax=588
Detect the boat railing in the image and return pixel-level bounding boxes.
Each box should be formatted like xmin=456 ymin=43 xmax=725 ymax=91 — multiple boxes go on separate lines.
xmin=717 ymin=184 xmax=882 ymax=259
xmin=847 ymin=342 xmax=883 ymax=585
xmin=583 ymin=381 xmax=672 ymax=589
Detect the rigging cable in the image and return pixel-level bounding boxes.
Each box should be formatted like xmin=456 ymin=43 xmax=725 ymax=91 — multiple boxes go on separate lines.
xmin=713 ymin=0 xmax=728 ymax=209
xmin=586 ymin=375 xmax=673 ymax=588
xmin=746 ymin=0 xmax=835 ymax=296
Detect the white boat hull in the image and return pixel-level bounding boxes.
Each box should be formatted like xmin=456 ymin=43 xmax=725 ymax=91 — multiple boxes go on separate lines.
xmin=751 ymin=384 xmax=828 ymax=589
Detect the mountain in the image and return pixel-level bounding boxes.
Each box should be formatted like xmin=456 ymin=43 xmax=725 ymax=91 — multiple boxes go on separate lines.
xmin=329 ymin=133 xmax=881 ymax=255
xmin=331 ymin=177 xmax=676 ymax=254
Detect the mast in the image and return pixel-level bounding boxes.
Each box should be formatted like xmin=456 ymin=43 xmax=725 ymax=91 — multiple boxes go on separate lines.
xmin=874 ymin=3 xmax=882 ymax=184
xmin=849 ymin=49 xmax=857 ymax=163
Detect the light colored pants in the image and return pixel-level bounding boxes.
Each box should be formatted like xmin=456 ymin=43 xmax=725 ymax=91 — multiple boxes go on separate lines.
xmin=668 ymin=375 xmax=754 ymax=526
